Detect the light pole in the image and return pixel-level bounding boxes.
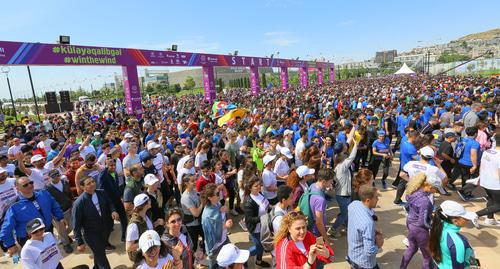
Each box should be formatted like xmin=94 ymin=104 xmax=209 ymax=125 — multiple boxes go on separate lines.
xmin=1 ymin=67 xmax=17 ymax=119
xmin=26 ymin=66 xmax=41 ymax=122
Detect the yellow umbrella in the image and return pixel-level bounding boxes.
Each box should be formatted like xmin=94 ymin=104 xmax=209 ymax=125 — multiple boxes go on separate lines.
xmin=217 ymin=108 xmax=250 ymax=126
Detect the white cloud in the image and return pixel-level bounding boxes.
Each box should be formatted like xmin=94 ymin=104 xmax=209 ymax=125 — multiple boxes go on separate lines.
xmin=263 ymin=31 xmax=299 ymax=47
xmin=126 ymin=36 xmax=220 ymax=53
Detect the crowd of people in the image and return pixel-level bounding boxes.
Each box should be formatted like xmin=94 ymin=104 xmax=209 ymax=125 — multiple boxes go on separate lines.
xmin=0 ymin=73 xmax=498 ymax=269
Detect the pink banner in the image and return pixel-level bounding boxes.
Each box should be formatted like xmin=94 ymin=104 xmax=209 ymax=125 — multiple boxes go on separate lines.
xmin=249 ymin=66 xmax=260 ymax=96
xmin=202 ymin=66 xmax=216 ymax=102
xmin=280 ymin=67 xmax=289 ymax=91
xmin=122 ymin=65 xmax=143 ymax=117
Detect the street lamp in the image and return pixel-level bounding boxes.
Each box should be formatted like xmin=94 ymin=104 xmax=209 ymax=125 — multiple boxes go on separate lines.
xmin=1 ymin=67 xmax=16 ymax=119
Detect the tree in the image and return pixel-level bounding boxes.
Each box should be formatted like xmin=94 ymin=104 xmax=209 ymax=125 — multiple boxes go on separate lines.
xmin=437 ymin=52 xmax=471 ymax=63
xmin=183 ymin=76 xmax=196 ymax=90
xmin=261 ymin=73 xmax=267 ymax=88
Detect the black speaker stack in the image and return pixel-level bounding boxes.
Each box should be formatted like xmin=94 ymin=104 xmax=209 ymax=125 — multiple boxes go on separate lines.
xmin=44 ymin=91 xmax=74 ymax=114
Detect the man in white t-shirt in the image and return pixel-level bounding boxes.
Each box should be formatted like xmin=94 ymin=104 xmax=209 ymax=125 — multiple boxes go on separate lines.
xmin=0 ymin=155 xmax=16 ymax=177
xmin=7 ymin=137 xmax=23 ymax=161
xmin=17 ymin=141 xmax=68 ymax=190
xmin=36 ymin=133 xmax=54 ymax=154
xmin=294 ymin=130 xmax=307 ymax=167
xmin=262 ymin=155 xmax=278 ymax=205
xmin=476 ymin=148 xmax=500 ymax=225
xmin=402 ymin=146 xmax=447 ymax=184
xmin=21 ymin=218 xmax=63 ymax=269
xmin=120 ymin=133 xmax=133 ymax=155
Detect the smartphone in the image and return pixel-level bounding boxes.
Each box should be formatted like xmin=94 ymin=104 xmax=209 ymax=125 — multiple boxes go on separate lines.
xmin=316 ymin=237 xmax=324 ymax=246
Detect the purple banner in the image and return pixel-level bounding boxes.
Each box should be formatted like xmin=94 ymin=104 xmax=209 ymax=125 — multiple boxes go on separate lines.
xmin=202 ymin=66 xmax=216 ymax=102
xmin=249 ymin=66 xmax=260 ymax=96
xmin=122 ymin=65 xmax=143 ymax=117
xmin=330 ymin=66 xmax=335 ymax=82
xmin=0 ymin=40 xmax=334 ymax=68
xmin=317 ymin=67 xmax=323 ymax=85
xmin=280 ymin=67 xmax=289 ymax=91
xmin=300 ymin=66 xmax=308 ymax=88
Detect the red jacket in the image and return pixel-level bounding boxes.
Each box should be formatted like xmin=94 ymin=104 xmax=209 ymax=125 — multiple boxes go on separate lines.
xmin=276 ymin=231 xmax=334 ymax=269
xmin=196 ymin=173 xmax=215 ymax=192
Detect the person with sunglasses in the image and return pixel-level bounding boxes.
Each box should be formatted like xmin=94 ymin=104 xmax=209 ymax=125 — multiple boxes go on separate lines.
xmin=20 ymin=218 xmax=63 ymax=269
xmin=162 ymin=208 xmax=195 ymax=269
xmin=133 ymin=230 xmax=183 ymax=269
xmin=0 ymin=176 xmax=65 ymax=258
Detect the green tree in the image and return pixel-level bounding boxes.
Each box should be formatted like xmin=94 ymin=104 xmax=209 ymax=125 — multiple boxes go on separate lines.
xmin=183 ymin=76 xmax=196 ymax=90
xmin=261 ymin=73 xmax=267 ymax=88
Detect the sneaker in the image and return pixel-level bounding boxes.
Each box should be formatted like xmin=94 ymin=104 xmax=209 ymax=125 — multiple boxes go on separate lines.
xmin=382 ymin=181 xmax=387 ymax=190
xmin=239 ymin=219 xmax=248 ymax=232
xmin=457 ymin=191 xmax=469 ymax=202
xmin=484 ymin=218 xmax=500 ymax=226
xmin=230 ymin=209 xmax=239 ymax=216
xmin=63 ymin=244 xmax=74 ymax=254
xmin=446 ymin=183 xmax=457 ymax=190
xmin=256 ymin=260 xmax=271 ymax=268
xmin=472 ymin=218 xmax=480 ymax=229
xmin=402 ymin=237 xmax=409 ymax=248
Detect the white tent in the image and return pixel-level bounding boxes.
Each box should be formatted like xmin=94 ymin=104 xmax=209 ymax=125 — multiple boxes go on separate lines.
xmin=394 ymin=63 xmax=415 ymax=75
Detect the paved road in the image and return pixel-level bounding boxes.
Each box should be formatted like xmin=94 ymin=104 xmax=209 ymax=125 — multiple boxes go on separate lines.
xmin=2 ymin=156 xmax=499 ymax=269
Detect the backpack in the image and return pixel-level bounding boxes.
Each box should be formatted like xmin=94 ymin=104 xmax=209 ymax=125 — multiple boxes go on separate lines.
xmin=260 ymin=207 xmax=286 ymax=252
xmin=454 ymin=138 xmax=466 ymax=159
xmin=298 ymin=187 xmax=324 ymax=230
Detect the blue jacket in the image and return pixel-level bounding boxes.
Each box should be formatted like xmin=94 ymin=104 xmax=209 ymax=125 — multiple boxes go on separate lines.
xmin=201 ymin=203 xmax=224 ymax=257
xmin=0 ymin=190 xmax=64 ymax=248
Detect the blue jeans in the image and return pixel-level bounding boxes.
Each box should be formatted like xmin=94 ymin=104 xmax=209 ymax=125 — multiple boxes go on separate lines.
xmin=249 ymin=232 xmax=264 ymax=261
xmin=332 ymin=195 xmax=351 ymax=230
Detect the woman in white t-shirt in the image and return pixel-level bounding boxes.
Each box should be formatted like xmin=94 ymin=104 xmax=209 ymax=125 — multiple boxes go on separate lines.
xmin=21 ymin=218 xmax=63 ymax=269
xmin=133 ymin=230 xmax=182 ymax=269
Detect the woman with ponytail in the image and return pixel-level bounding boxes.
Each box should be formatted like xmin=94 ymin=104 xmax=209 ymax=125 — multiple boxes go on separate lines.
xmin=429 ymin=200 xmax=478 ymax=268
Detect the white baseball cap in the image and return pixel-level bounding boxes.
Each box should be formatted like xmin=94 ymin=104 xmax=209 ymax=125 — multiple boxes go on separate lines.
xmin=124 ymin=133 xmax=134 ymax=138
xmin=263 ymin=154 xmax=276 ymax=166
xmin=147 ymin=142 xmax=161 ymax=150
xmin=30 ymin=154 xmax=45 ymax=163
xmin=296 ymin=165 xmax=315 ymax=178
xmin=426 ymin=174 xmax=445 ymax=194
xmin=144 ymin=174 xmax=160 ymax=186
xmin=133 ymin=193 xmax=150 ymax=209
xmin=440 ymin=200 xmax=477 ymax=221
xmin=280 ymin=147 xmax=293 ymax=159
xmin=138 ymin=230 xmax=162 ymax=253
xmin=284 ymin=129 xmax=294 ymax=136
xmin=216 ymin=243 xmax=250 ymax=267
xmin=93 ymin=131 xmax=101 ymax=136
xmin=420 ymin=146 xmax=435 ymax=158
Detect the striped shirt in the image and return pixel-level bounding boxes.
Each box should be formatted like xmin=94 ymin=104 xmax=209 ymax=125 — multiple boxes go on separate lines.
xmin=347 ymin=200 xmax=378 ymax=268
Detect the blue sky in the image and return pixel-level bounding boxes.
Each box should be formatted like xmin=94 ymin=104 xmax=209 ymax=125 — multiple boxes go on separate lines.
xmin=1 ymin=0 xmax=498 ymax=99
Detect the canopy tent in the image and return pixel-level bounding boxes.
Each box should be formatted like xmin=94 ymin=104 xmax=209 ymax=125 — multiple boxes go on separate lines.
xmin=394 ymin=63 xmax=416 ymax=75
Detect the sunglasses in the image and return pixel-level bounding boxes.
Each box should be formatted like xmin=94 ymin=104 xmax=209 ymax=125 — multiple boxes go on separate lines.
xmin=22 ymin=181 xmax=34 ymax=188
xmin=169 ymin=217 xmax=182 ymax=224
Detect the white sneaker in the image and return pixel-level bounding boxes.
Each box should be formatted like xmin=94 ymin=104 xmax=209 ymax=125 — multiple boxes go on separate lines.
xmin=402 ymin=237 xmax=409 ymax=248
xmin=230 ymin=209 xmax=239 ymax=216
xmin=239 ymin=219 xmax=248 ymax=232
xmin=484 ymin=218 xmax=500 ymax=226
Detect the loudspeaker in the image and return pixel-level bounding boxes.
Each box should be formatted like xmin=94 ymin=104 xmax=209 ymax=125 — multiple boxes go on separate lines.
xmin=45 ymin=92 xmax=57 ymax=104
xmin=45 ymin=104 xmax=60 ymax=114
xmin=60 ymin=102 xmax=74 ymax=112
xmin=60 ymin=91 xmax=71 ymax=103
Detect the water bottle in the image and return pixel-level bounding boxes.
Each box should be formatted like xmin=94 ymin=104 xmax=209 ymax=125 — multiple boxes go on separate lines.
xmin=12 ymin=254 xmax=20 ymax=264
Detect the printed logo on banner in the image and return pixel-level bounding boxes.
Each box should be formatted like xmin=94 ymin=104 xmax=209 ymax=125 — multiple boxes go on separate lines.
xmin=181 ymin=54 xmax=186 ymax=59
xmin=0 ymin=47 xmax=5 ymax=57
xmin=150 ymin=52 xmax=155 ymax=57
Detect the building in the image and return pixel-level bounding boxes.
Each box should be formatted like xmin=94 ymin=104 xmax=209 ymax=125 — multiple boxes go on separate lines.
xmin=374 ymin=50 xmax=397 ymax=63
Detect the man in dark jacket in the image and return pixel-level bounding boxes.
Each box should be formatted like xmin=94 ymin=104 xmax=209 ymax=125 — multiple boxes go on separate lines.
xmin=46 ymin=169 xmax=74 ymax=253
xmin=72 ymin=176 xmax=119 ymax=269
xmin=96 ymin=157 xmax=128 ymax=242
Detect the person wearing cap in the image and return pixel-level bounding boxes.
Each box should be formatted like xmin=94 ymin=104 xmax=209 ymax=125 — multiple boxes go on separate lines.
xmin=90 ymin=131 xmax=103 ymax=150
xmin=274 ymin=147 xmax=293 ymax=186
xmin=124 ymin=164 xmax=145 ymax=214
xmin=72 ymin=176 xmax=120 ymax=269
xmin=74 ymin=153 xmax=102 ymax=195
xmin=20 ymin=218 xmax=63 ymax=269
xmin=217 ymin=243 xmax=250 ymax=269
xmin=429 ymin=200 xmax=478 ymax=268
xmin=288 ymin=165 xmax=316 ymax=208
xmin=242 ymin=176 xmax=271 ymax=267
xmin=96 ymin=157 xmax=129 ymax=242
xmin=45 ymin=169 xmax=74 ymax=254
xmin=262 ymin=154 xmax=278 ymax=205
xmin=0 ymin=167 xmax=16 ymax=253
xmin=120 ymin=133 xmax=134 ymax=155
xmin=176 ymin=155 xmax=195 ymax=194
xmin=133 ymin=229 xmax=182 ymax=269
xmin=0 ymin=176 xmax=65 ymax=256
xmin=400 ymin=173 xmax=443 ymax=269
xmin=368 ymin=129 xmax=392 ymax=189
xmin=143 ymin=174 xmax=166 ymax=233
xmin=126 ymin=193 xmax=155 ymax=261
xmin=16 ymin=140 xmax=68 ymax=190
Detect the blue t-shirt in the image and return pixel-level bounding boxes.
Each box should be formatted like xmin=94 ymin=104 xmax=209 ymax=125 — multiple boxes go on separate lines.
xmin=400 ymin=141 xmax=417 ymax=169
xmin=337 ymin=131 xmax=347 ymax=144
xmin=423 ymin=107 xmax=434 ymax=125
xmin=372 ymin=138 xmax=390 ymax=161
xmin=458 ymin=137 xmax=480 ymax=167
